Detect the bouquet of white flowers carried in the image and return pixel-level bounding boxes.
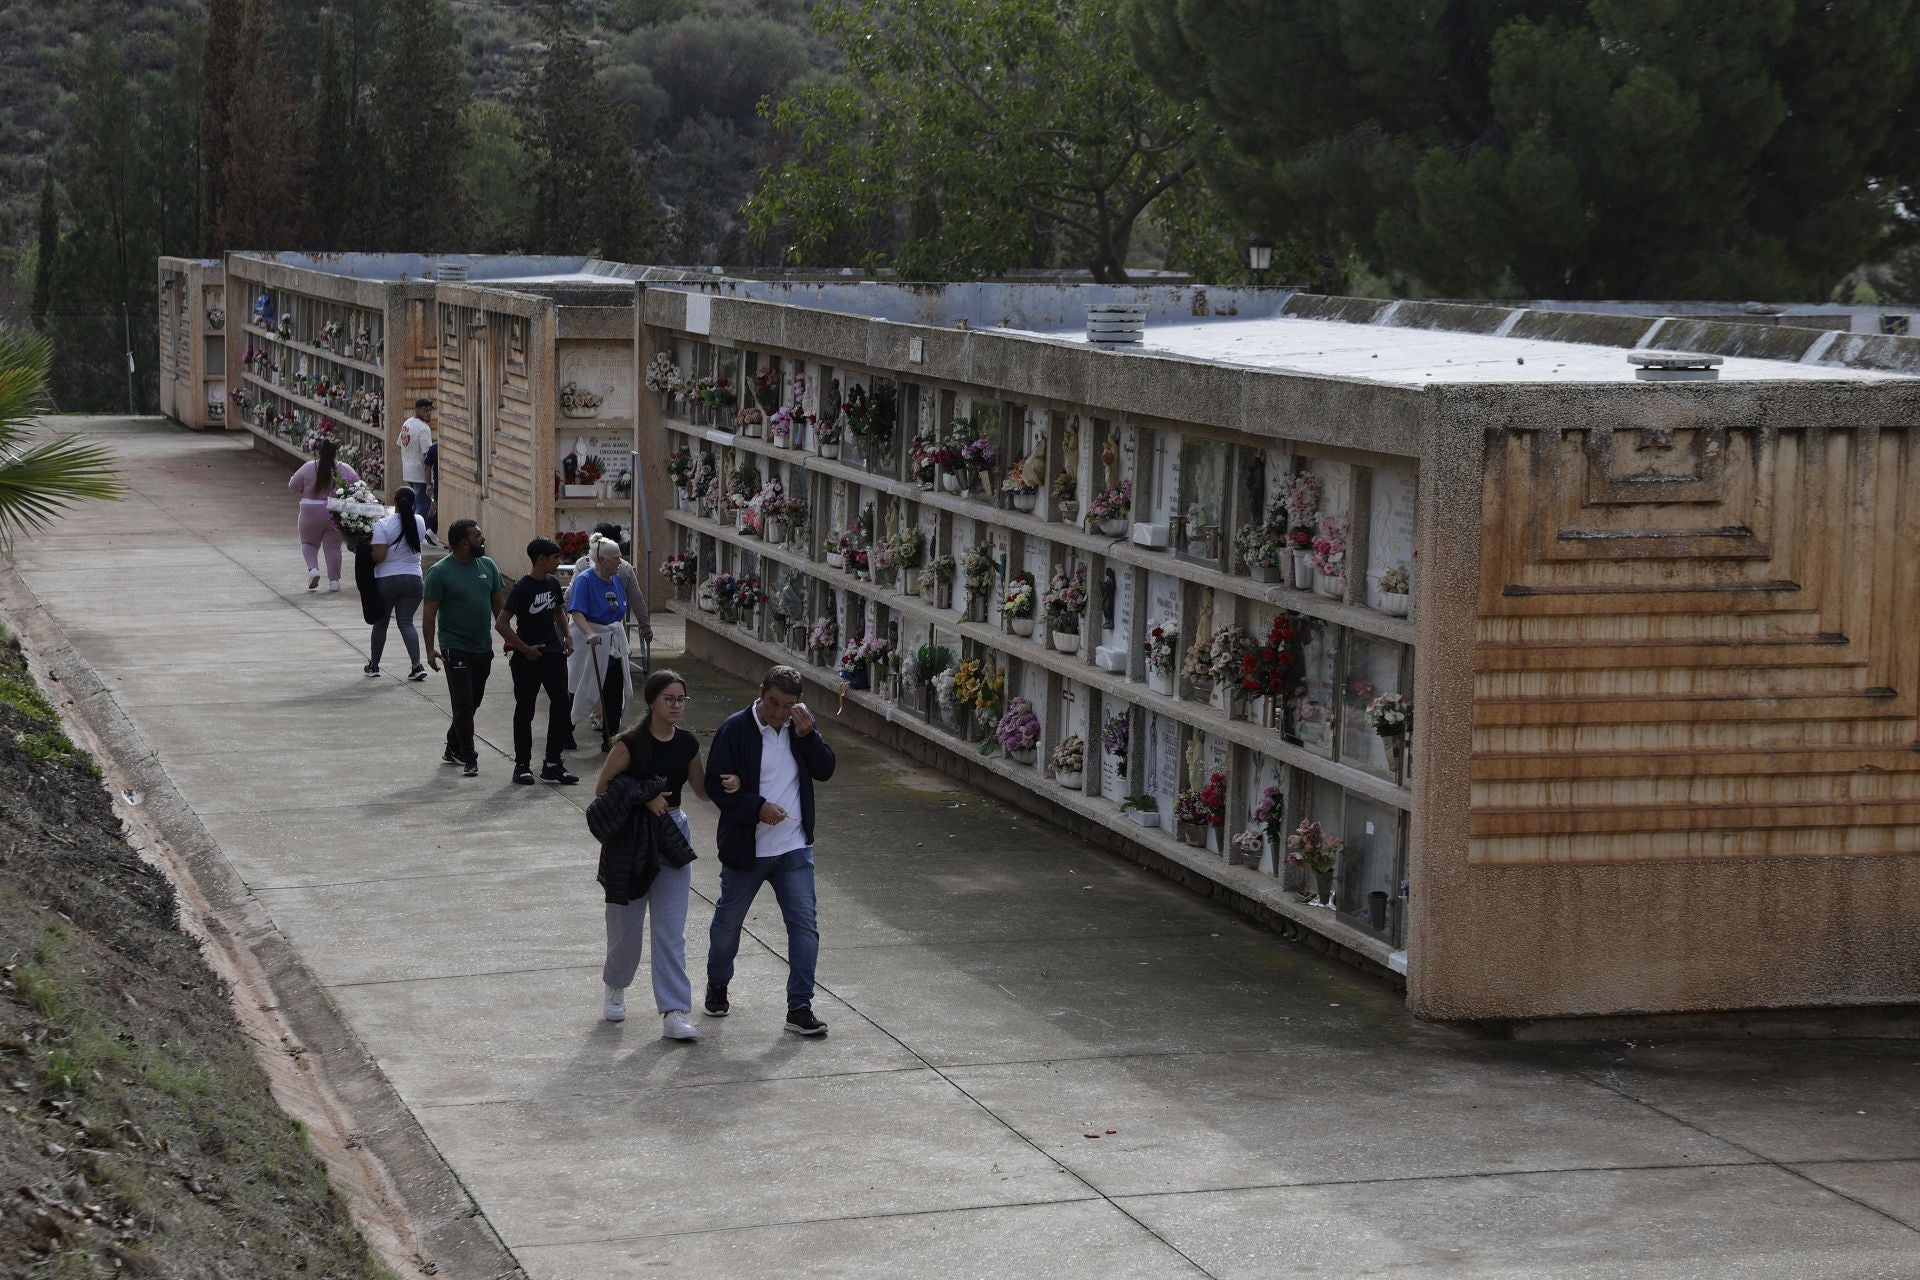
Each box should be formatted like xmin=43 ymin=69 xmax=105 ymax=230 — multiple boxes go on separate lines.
xmin=328 ymin=480 xmax=385 ymax=541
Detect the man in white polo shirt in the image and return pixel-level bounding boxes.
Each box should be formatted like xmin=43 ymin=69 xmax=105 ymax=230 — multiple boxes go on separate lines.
xmin=703 ymin=666 xmax=837 ymax=1035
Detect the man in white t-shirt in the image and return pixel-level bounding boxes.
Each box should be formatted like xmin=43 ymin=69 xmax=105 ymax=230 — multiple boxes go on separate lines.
xmin=397 ymin=400 xmax=435 ymax=534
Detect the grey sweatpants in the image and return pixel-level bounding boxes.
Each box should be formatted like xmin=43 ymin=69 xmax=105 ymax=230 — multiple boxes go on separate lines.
xmin=603 ymin=810 xmax=694 ymax=1014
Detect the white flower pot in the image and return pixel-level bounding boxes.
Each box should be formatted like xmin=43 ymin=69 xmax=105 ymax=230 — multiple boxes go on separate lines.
xmin=825 ymin=551 xmax=844 ymax=569
xmin=1124 ymin=809 xmax=1160 ymax=828
xmin=1010 ymin=746 xmax=1036 ymax=765
xmin=819 ymin=442 xmax=840 ymax=459
xmin=562 ymin=484 xmax=596 ymax=498
xmin=1011 ymin=491 xmax=1038 ymax=513
xmin=1147 ymin=668 xmax=1175 ymax=696
xmin=1378 ymin=591 xmax=1410 ymax=617
xmin=771 ymin=434 xmax=791 ymax=450
xmin=740 ymin=421 xmax=761 ymax=439
xmin=1055 ymin=770 xmax=1083 ymax=790
xmin=1250 ymin=562 xmax=1282 ymax=583
xmin=764 ymin=520 xmax=786 ymax=546
xmin=1009 ymin=615 xmax=1035 ymax=637
xmin=1098 ymin=517 xmax=1129 ymax=537
xmin=1314 ymin=570 xmax=1344 ymax=598
xmin=561 ymin=405 xmax=601 ymax=420
xmin=1051 ymin=629 xmax=1080 ymax=653
xmin=1290 ymin=552 xmax=1315 ymax=590
xmin=941 ymin=471 xmax=963 ymax=494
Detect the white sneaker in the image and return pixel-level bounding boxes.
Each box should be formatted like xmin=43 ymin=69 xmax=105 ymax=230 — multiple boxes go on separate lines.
xmin=307 ymin=571 xmax=320 ymax=592
xmin=661 ymin=1010 xmax=700 ymax=1041
xmin=327 ymin=580 xmax=342 ymax=592
xmin=603 ymin=985 xmax=627 ymax=1022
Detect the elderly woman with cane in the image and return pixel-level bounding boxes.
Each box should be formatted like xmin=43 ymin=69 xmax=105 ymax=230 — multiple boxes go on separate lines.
xmin=569 ymin=536 xmax=631 ymax=748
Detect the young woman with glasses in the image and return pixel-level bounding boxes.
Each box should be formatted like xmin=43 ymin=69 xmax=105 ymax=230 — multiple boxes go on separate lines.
xmin=592 ymin=669 xmax=736 ymax=1040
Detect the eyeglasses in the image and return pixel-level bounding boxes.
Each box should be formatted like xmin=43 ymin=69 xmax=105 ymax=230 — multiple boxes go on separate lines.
xmin=660 ymin=695 xmax=691 ymax=707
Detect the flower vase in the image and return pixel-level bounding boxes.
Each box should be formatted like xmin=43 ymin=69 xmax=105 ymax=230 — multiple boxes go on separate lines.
xmin=1207 ymin=826 xmax=1221 ymax=855
xmin=737 ymin=607 xmax=757 ymax=633
xmin=825 ymin=551 xmax=844 ymax=569
xmin=764 ymin=520 xmax=786 ymax=546
xmin=1177 ymin=821 xmax=1207 ymax=848
xmin=1098 ymin=517 xmax=1129 ymax=537
xmin=561 ymin=404 xmax=601 ymax=421
xmin=1290 ymin=552 xmax=1315 ymax=590
xmin=1311 ymin=869 xmax=1334 ymax=906
xmin=1250 ymin=562 xmax=1282 ymax=584
xmin=1147 ymin=668 xmax=1175 ymax=697
xmin=1009 ymin=615 xmax=1035 ymax=638
xmin=1061 ymin=501 xmax=1079 ymax=523
xmin=1011 ymin=491 xmax=1038 ymax=514
xmin=1385 ymin=734 xmax=1408 ymax=776
xmin=740 ymin=419 xmax=762 ymax=439
xmin=718 ymin=604 xmax=738 ymax=624
xmin=941 ymin=469 xmax=963 ymax=494
xmin=1055 ymin=770 xmax=1083 ymax=790
xmin=674 ymin=582 xmax=691 ymax=601
xmin=1051 ymin=629 xmax=1080 ymax=654
xmin=1209 ymin=682 xmax=1245 ymax=718
xmin=819 ymin=441 xmax=840 ymax=459
xmin=1315 ymin=570 xmax=1344 ymax=599
xmin=1378 ymin=591 xmax=1410 ymax=617
xmin=1010 ymin=746 xmax=1036 ymax=766
xmin=771 ymin=433 xmax=791 ymax=450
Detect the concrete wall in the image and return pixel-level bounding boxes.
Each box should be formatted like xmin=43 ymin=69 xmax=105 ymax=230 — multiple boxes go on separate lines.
xmin=1413 ymin=379 xmax=1920 ymax=1022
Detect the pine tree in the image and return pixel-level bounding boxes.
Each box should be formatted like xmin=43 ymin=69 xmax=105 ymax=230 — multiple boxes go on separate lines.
xmin=152 ymin=19 xmax=204 ymax=257
xmin=197 ymin=0 xmax=250 ymax=255
xmin=30 ymin=166 xmax=56 ymax=330
xmin=309 ymin=15 xmax=356 ymax=249
xmin=524 ymin=0 xmax=653 ymax=259
xmin=215 ymin=4 xmax=310 ymax=250
xmin=369 ymin=0 xmax=472 ymax=249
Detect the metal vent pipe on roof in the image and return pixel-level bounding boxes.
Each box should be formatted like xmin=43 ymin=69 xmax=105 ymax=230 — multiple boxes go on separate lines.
xmin=436 ymin=262 xmax=470 ymax=283
xmin=1087 ymin=303 xmax=1146 ymax=345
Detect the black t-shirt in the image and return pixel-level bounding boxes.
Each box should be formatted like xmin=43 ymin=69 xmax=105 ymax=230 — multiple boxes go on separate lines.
xmin=621 ymin=726 xmax=699 ymax=808
xmin=503 ymin=574 xmax=565 ymax=652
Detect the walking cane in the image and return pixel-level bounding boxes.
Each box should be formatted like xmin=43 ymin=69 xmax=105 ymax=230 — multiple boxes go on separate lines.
xmin=587 ymin=630 xmax=612 ymax=753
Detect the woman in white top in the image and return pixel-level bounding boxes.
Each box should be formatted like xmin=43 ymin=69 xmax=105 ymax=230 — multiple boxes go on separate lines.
xmin=287 ymin=438 xmax=359 ymax=592
xmin=365 ymin=487 xmax=431 ymax=679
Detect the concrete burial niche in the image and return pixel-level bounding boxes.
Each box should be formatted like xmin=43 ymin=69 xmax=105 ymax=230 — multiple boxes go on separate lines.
xmin=160 ymin=262 xmax=1920 ymax=1026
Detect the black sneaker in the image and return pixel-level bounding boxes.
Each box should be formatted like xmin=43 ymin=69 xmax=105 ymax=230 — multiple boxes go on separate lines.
xmin=541 ymin=762 xmax=579 ymax=785
xmin=462 ymin=760 xmax=480 ymax=778
xmin=407 ymin=665 xmax=430 ymax=682
xmin=702 ymin=983 xmax=729 ymax=1017
xmin=441 ymin=746 xmax=460 ymax=765
xmin=512 ymin=768 xmax=536 ymax=785
xmin=784 ymin=1006 xmax=827 ymax=1037
xmin=363 ymin=663 xmax=381 ymax=678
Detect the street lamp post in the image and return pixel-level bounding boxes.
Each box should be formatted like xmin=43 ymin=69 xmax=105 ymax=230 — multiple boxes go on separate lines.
xmin=1247 ymin=234 xmax=1274 ymax=287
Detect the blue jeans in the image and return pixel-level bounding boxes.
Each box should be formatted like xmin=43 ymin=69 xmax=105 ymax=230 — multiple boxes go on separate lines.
xmin=707 ymin=847 xmax=818 ymax=1009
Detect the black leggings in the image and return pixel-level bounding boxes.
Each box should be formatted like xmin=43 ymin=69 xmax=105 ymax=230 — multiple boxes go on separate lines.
xmin=370 ymin=574 xmax=423 ymax=669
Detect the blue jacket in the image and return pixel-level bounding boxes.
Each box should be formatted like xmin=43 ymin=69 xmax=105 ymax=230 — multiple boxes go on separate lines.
xmin=706 ymin=705 xmax=836 ymax=869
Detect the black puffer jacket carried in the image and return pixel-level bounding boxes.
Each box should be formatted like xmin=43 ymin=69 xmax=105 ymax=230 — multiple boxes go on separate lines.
xmin=587 ymin=773 xmax=696 ymax=905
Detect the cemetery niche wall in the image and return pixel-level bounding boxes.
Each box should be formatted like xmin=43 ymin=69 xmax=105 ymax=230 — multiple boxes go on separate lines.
xmin=645 ymin=281 xmax=1920 ymax=1025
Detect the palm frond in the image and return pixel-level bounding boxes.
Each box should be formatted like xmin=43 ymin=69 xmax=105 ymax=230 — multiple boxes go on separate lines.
xmin=0 ymin=324 xmax=125 ymax=551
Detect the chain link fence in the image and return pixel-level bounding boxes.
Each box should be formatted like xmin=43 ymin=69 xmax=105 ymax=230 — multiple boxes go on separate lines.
xmin=35 ymin=307 xmax=160 ymax=416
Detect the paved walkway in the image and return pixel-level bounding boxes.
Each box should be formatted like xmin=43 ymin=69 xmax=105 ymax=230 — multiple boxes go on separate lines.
xmin=10 ymin=419 xmax=1920 ymax=1278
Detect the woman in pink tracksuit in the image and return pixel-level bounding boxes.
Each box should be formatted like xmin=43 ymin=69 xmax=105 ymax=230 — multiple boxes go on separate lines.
xmin=287 ymin=438 xmax=360 ymax=592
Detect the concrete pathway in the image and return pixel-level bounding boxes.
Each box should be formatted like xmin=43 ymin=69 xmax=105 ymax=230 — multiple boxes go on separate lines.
xmin=10 ymin=419 xmax=1920 ymax=1278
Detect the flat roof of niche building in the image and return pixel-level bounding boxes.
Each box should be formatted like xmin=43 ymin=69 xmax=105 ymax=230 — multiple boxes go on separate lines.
xmin=995 ymin=313 xmax=1908 ymax=385
xmin=673 ymin=280 xmax=1920 ymax=385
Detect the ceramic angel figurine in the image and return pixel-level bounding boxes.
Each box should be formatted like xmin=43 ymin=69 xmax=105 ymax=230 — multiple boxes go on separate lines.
xmin=1019 ymin=431 xmax=1047 ymax=491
